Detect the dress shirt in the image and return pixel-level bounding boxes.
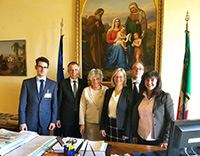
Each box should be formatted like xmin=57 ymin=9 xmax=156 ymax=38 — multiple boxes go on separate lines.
xmin=70 ymin=78 xmax=78 ymax=92
xmin=137 ymin=92 xmax=156 ymax=141
xmin=36 ymin=76 xmax=46 ymax=93
xmin=108 ymin=91 xmax=121 ymax=119
xmin=131 ymin=78 xmax=140 ymax=92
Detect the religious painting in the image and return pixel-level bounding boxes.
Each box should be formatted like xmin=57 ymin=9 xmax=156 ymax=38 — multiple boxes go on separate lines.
xmin=0 ymin=40 xmax=26 ymax=76
xmin=76 ymin=0 xmax=163 ymax=81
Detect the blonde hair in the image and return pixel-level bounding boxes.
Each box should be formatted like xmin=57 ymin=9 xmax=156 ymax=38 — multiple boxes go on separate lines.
xmin=110 ymin=68 xmax=127 ymax=87
xmin=107 ymin=17 xmax=121 ymax=35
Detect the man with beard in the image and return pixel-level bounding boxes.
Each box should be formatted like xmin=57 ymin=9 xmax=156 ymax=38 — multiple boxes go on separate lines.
xmin=85 ymin=8 xmax=105 ymax=69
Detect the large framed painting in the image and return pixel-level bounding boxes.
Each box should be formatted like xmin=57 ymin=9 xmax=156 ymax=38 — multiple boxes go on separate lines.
xmin=0 ymin=40 xmax=26 ymax=76
xmin=76 ymin=0 xmax=164 ymax=81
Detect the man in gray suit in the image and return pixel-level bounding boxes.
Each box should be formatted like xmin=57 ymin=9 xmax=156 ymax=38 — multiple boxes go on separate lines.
xmin=19 ymin=57 xmax=57 ymax=135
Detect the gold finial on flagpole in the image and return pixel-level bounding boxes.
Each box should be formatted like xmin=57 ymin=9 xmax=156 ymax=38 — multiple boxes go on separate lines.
xmin=60 ymin=18 xmax=64 ymax=36
xmin=185 ymin=11 xmax=190 ymax=31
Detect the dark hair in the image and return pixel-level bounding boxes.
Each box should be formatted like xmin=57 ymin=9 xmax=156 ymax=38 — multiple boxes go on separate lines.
xmin=67 ymin=61 xmax=80 ymax=69
xmin=139 ymin=70 xmax=162 ymax=97
xmin=36 ymin=57 xmax=49 ymax=67
xmin=94 ymin=8 xmax=104 ymax=15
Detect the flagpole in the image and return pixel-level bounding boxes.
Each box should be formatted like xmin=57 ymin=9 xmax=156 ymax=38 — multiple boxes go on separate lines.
xmin=60 ymin=18 xmax=64 ymax=36
xmin=185 ymin=11 xmax=190 ymax=31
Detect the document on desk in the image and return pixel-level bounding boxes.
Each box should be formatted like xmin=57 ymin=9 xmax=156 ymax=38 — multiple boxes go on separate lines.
xmin=0 ymin=129 xmax=39 ymax=156
xmin=79 ymin=140 xmax=108 ymax=156
xmin=6 ymin=136 xmax=57 ymax=156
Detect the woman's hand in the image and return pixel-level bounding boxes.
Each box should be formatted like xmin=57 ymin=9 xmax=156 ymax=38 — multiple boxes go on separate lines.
xmin=80 ymin=125 xmax=85 ymax=135
xmin=132 ymin=137 xmax=138 ymax=144
xmin=100 ymin=130 xmax=106 ymax=137
xmin=160 ymin=143 xmax=168 ymax=149
xmin=122 ymin=135 xmax=129 ymax=141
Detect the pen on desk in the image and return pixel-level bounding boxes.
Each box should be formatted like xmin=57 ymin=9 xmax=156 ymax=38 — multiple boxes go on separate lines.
xmin=56 ymin=136 xmax=65 ymax=147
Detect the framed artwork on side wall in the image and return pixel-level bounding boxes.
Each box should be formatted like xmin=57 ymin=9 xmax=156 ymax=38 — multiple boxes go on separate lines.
xmin=0 ymin=40 xmax=26 ymax=76
xmin=76 ymin=0 xmax=164 ymax=81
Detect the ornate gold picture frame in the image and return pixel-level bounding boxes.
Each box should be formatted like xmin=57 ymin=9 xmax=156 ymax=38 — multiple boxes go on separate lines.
xmin=76 ymin=0 xmax=164 ymax=79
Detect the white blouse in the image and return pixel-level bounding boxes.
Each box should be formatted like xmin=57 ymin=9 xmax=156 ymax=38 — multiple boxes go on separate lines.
xmin=108 ymin=90 xmax=121 ymax=119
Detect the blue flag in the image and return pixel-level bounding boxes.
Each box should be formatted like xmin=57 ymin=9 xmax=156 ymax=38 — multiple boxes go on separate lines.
xmin=57 ymin=35 xmax=64 ymax=82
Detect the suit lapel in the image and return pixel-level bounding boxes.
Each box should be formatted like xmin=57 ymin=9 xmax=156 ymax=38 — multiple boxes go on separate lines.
xmin=31 ymin=77 xmax=40 ymax=100
xmin=66 ymin=78 xmax=74 ymax=98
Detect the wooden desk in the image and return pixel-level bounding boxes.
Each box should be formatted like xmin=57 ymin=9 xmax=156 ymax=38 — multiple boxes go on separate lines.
xmin=52 ymin=142 xmax=165 ymax=156
xmin=107 ymin=141 xmax=165 ymax=155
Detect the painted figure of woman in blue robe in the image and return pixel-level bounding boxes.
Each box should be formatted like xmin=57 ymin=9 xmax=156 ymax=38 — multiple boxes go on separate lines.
xmin=104 ymin=17 xmax=131 ymax=70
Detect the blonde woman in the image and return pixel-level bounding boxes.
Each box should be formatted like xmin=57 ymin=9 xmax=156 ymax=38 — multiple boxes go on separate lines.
xmin=100 ymin=68 xmax=132 ymax=142
xmin=79 ymin=68 xmax=108 ymax=140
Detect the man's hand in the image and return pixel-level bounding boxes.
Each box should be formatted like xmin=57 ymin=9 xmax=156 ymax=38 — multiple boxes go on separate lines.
xmin=56 ymin=120 xmax=61 ymax=128
xmin=49 ymin=123 xmax=56 ymax=131
xmin=20 ymin=124 xmax=28 ymax=131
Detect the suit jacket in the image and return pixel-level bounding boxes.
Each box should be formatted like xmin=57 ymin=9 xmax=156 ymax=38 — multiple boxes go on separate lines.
xmin=57 ymin=77 xmax=87 ymax=126
xmin=132 ymin=91 xmax=174 ymax=143
xmin=126 ymin=78 xmax=133 ymax=90
xmin=127 ymin=78 xmax=140 ymax=106
xmin=100 ymin=87 xmax=133 ymax=136
xmin=79 ymin=85 xmax=108 ymax=125
xmin=19 ymin=77 xmax=57 ymax=131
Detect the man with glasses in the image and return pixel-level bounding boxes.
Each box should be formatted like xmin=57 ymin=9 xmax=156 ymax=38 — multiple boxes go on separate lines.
xmin=19 ymin=56 xmax=57 ymax=135
xmin=56 ymin=62 xmax=87 ymax=138
xmin=127 ymin=61 xmax=144 ymax=106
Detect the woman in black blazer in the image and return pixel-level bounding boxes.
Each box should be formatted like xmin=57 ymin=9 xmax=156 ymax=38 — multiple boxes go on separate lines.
xmin=100 ymin=68 xmax=132 ymax=142
xmin=132 ymin=71 xmax=174 ymax=149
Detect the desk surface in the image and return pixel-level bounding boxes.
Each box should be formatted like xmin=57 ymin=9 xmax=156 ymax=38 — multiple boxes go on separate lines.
xmin=107 ymin=141 xmax=165 ymax=155
xmin=52 ymin=141 xmax=165 ymax=156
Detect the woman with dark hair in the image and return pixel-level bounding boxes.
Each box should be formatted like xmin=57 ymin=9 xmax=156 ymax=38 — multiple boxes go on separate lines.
xmin=132 ymin=71 xmax=174 ymax=149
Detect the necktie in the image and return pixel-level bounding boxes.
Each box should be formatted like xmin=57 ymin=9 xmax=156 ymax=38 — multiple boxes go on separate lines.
xmin=39 ymin=80 xmax=44 ymax=98
xmin=133 ymin=82 xmax=139 ymax=105
xmin=73 ymin=80 xmax=77 ymax=97
xmin=133 ymin=82 xmax=138 ymax=95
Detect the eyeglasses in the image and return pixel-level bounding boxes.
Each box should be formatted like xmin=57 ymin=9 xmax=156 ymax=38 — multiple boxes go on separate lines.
xmin=37 ymin=65 xmax=48 ymax=69
xmin=132 ymin=67 xmax=144 ymax=71
xmin=114 ymin=76 xmax=124 ymax=79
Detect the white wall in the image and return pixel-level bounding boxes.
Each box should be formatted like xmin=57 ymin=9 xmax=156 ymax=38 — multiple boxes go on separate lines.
xmin=162 ymin=0 xmax=200 ymax=119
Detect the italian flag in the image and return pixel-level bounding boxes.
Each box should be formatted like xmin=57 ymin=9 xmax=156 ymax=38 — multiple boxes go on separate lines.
xmin=176 ymin=30 xmax=191 ymax=120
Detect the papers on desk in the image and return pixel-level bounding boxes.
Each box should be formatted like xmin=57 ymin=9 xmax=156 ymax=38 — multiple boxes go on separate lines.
xmin=52 ymin=137 xmax=84 ymax=153
xmin=6 ymin=135 xmax=57 ymax=156
xmin=0 ymin=128 xmax=39 ymax=156
xmin=78 ymin=140 xmax=108 ymax=156
xmin=0 ymin=128 xmax=57 ymax=156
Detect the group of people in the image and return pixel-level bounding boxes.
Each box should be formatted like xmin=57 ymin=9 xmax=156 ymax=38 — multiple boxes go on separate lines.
xmin=18 ymin=57 xmax=174 ymax=149
xmin=84 ymin=2 xmax=147 ymax=71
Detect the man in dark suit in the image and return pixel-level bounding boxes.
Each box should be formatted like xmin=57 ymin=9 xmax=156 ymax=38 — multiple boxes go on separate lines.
xmin=19 ymin=57 xmax=57 ymax=135
xmin=56 ymin=62 xmax=87 ymax=137
xmin=127 ymin=61 xmax=144 ymax=106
